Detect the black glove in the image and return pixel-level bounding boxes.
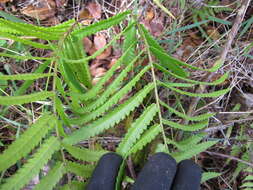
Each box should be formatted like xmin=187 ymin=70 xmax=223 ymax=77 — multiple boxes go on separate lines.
xmin=86 ymin=152 xmax=202 ymax=190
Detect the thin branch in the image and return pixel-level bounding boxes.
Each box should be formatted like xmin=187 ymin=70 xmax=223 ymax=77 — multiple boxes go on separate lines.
xmin=205 ymin=151 xmax=253 ymax=168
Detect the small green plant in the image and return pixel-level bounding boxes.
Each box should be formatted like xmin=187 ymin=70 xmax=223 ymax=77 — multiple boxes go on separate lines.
xmin=0 ymin=10 xmax=229 ymax=189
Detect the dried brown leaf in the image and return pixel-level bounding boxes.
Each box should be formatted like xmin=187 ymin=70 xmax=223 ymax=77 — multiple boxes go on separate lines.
xmin=21 ymin=0 xmax=56 ymax=20
xmin=79 ymin=8 xmax=93 ymax=20
xmin=83 ymin=37 xmax=93 ymax=53
xmin=87 ymin=2 xmax=102 ymax=19
xmin=96 ymin=46 xmax=112 ymax=60
xmin=94 ymin=34 xmax=107 ymax=50
xmin=145 ymin=8 xmax=155 ymax=22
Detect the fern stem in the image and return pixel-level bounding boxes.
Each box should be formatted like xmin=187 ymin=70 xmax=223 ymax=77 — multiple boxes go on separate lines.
xmin=52 ymin=55 xmax=71 ymax=183
xmin=137 ymin=24 xmax=168 ymax=151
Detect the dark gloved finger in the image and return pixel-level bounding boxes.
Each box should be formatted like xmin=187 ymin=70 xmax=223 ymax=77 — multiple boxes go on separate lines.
xmin=171 ymin=160 xmax=202 ymax=190
xmin=131 ymin=152 xmax=177 ymax=190
xmin=86 ymin=152 xmax=123 ymax=190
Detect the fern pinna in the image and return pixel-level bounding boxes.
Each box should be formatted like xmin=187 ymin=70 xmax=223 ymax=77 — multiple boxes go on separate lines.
xmin=0 ymin=10 xmax=229 ymax=189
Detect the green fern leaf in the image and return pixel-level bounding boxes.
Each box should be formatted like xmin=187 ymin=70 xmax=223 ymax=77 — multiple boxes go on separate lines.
xmin=171 ymin=141 xmax=217 ymax=162
xmin=139 ymin=24 xmax=166 ymax=54
xmin=167 ymin=133 xmax=206 ymax=151
xmin=0 ymin=73 xmax=53 ymax=80
xmin=151 ymin=47 xmax=223 ymax=72
xmin=33 ymin=162 xmax=65 ymax=190
xmin=244 ymin=175 xmax=253 ymax=181
xmin=0 ymin=91 xmax=54 ymax=105
xmin=63 ymin=143 xmax=107 ymax=162
xmin=0 ymin=114 xmax=56 ymax=172
xmin=71 ymin=65 xmax=151 ymax=124
xmin=60 ymin=181 xmax=87 ymax=190
xmin=74 ymin=60 xmax=149 ymax=117
xmin=166 ymin=86 xmax=230 ymax=97
xmin=241 ymin=182 xmax=253 ymax=188
xmin=55 ymin=97 xmax=71 ymax=126
xmin=62 ymin=37 xmax=92 ymax=88
xmin=60 ymin=60 xmax=86 ymax=93
xmin=83 ymin=50 xmax=143 ymax=112
xmin=0 ymin=31 xmax=52 ymax=49
xmin=139 ymin=24 xmax=187 ymax=77
xmin=159 ymin=81 xmax=195 ymax=88
xmin=117 ymin=104 xmax=158 ymax=157
xmin=201 ymin=172 xmax=221 ymax=183
xmin=160 ymin=100 xmax=214 ymax=121
xmin=163 ymin=119 xmax=209 ymax=131
xmin=0 ymin=52 xmax=52 ymax=61
xmin=0 ymin=136 xmax=60 ymax=190
xmin=154 ymin=63 xmax=229 ymax=86
xmin=65 ymin=161 xmax=94 ymax=178
xmin=128 ymin=124 xmax=161 ymax=156
xmin=122 ymin=19 xmax=136 ymax=65
xmin=63 ymin=83 xmax=154 ymax=145
xmin=0 ymin=18 xmax=60 ymax=40
xmin=72 ymin=10 xmax=131 ymax=39
xmin=73 ymin=42 xmax=137 ymax=101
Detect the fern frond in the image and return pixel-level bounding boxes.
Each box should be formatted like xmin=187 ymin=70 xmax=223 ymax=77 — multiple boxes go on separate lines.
xmin=163 ymin=119 xmax=208 ymax=131
xmin=139 ymin=24 xmax=187 ymax=77
xmin=62 ymin=37 xmax=92 ymax=88
xmin=63 ymin=83 xmax=155 ymax=145
xmin=201 ymin=172 xmax=221 ymax=183
xmin=171 ymin=140 xmax=217 ymax=162
xmin=0 ymin=114 xmax=56 ymax=172
xmin=0 ymin=91 xmax=54 ymax=105
xmin=128 ymin=124 xmax=161 ymax=156
xmin=33 ymin=162 xmax=65 ymax=190
xmin=166 ymin=86 xmax=230 ymax=97
xmin=0 ymin=18 xmax=60 ymax=40
xmin=241 ymin=168 xmax=253 ymax=189
xmin=0 ymin=18 xmax=71 ymax=37
xmin=59 ymin=60 xmax=86 ymax=93
xmin=72 ymin=10 xmax=131 ymax=39
xmin=0 ymin=136 xmax=60 ymax=190
xmin=122 ymin=20 xmax=136 ymax=64
xmin=117 ymin=104 xmax=158 ymax=157
xmin=83 ymin=50 xmax=143 ymax=112
xmin=55 ymin=97 xmax=71 ymax=126
xmin=166 ymin=133 xmax=206 ymax=151
xmin=0 ymin=31 xmax=52 ymax=49
xmin=71 ymin=65 xmax=151 ymax=124
xmin=65 ymin=161 xmax=94 ymax=178
xmin=154 ymin=63 xmax=229 ymax=86
xmin=150 ymin=47 xmax=223 ymax=72
xmin=0 ymin=52 xmax=52 ymax=61
xmin=71 ymin=42 xmax=137 ymax=101
xmin=159 ymin=81 xmax=195 ymax=88
xmin=63 ymin=143 xmax=107 ymax=162
xmin=74 ymin=57 xmax=149 ymax=115
xmin=159 ymin=100 xmax=214 ymax=121
xmin=0 ymin=73 xmax=53 ymax=80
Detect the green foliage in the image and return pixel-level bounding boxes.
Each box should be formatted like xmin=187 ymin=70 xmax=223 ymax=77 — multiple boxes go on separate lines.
xmin=0 ymin=114 xmax=56 ymax=172
xmin=0 ymin=137 xmax=60 ymax=190
xmin=0 ymin=9 xmax=229 ymax=189
xmin=33 ymin=162 xmax=65 ymax=190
